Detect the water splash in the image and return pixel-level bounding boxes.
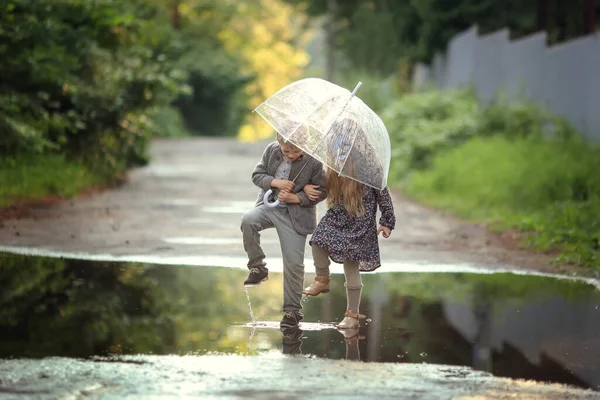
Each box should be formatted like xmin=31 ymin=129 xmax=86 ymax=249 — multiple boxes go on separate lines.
xmin=244 ymin=287 xmax=256 ymax=325
xmin=247 ymin=325 xmax=257 ymax=347
xmin=245 ymin=287 xmax=257 ymax=347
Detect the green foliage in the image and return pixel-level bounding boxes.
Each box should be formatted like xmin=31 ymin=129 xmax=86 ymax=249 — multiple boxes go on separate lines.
xmin=174 ymin=69 xmax=251 ymax=137
xmin=147 ymin=106 xmax=189 ymax=137
xmin=166 ymin=0 xmax=252 ymax=137
xmin=382 ymin=89 xmax=479 ymax=182
xmin=0 ymin=0 xmax=259 ymax=205
xmin=0 ymin=0 xmax=188 ymax=168
xmin=405 ymin=131 xmax=600 ymax=269
xmin=382 ymin=88 xmax=600 ymax=268
xmin=0 ymin=154 xmax=101 ymax=206
xmin=479 ymin=99 xmax=578 ymax=141
xmin=292 ymin=0 xmax=596 ymax=69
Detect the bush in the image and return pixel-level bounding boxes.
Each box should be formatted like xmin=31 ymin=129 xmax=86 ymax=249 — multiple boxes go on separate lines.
xmin=383 ymin=89 xmax=600 ymax=268
xmin=0 ymin=0 xmax=188 ymax=167
xmin=479 ymin=100 xmax=577 ymax=141
xmin=382 ymin=89 xmax=479 ymax=182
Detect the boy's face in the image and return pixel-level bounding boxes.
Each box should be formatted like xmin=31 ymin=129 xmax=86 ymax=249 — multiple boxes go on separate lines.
xmin=281 ymin=143 xmax=303 ymax=161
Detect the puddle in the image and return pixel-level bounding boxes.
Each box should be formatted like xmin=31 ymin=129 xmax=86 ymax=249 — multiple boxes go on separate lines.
xmin=0 ymin=252 xmax=598 ymax=391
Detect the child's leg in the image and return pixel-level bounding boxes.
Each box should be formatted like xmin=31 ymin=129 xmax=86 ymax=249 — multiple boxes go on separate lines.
xmin=271 ymin=209 xmax=307 ymax=317
xmin=311 ymin=245 xmax=331 ymax=277
xmin=240 ymin=205 xmax=274 ymax=271
xmin=343 ymin=261 xmax=362 ymax=312
xmin=337 ymin=260 xmax=363 ymax=329
xmin=302 ymin=245 xmax=331 ymax=296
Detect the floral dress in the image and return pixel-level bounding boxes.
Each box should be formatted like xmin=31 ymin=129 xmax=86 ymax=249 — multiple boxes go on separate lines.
xmin=310 ymin=186 xmax=396 ymax=272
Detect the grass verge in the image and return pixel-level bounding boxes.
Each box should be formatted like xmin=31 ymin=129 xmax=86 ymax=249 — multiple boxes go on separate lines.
xmin=0 ymin=153 xmax=106 ymax=208
xmin=404 ymin=135 xmax=600 ymax=269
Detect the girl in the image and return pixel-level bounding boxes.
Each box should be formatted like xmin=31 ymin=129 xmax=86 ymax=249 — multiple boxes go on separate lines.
xmin=302 ymin=151 xmax=396 ymax=330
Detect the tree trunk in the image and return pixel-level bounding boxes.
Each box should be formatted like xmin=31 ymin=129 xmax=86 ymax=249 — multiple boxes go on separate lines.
xmin=536 ymin=0 xmax=548 ymax=31
xmin=583 ymin=0 xmax=596 ymax=34
xmin=555 ymin=0 xmax=567 ymax=41
xmin=172 ymin=0 xmax=182 ymax=30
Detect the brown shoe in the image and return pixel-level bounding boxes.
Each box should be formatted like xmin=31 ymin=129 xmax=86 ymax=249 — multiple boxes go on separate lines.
xmin=302 ymin=276 xmax=330 ymax=296
xmin=336 ymin=309 xmax=367 ymax=329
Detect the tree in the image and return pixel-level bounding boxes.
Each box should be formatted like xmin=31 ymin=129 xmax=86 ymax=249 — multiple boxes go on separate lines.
xmin=0 ymin=0 xmax=187 ymax=171
xmin=290 ymin=0 xmax=597 ymax=72
xmin=217 ymin=0 xmax=311 ymax=142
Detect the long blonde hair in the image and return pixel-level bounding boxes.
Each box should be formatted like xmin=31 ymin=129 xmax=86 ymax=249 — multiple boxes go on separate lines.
xmin=326 ymin=169 xmax=365 ymax=216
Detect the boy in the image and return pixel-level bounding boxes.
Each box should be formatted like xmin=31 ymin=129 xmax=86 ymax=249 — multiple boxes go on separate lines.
xmin=241 ymin=132 xmax=326 ymax=329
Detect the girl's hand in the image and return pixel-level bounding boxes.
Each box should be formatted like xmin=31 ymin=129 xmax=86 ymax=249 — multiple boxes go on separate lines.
xmin=377 ymin=226 xmax=391 ymax=238
xmin=278 ymin=190 xmax=300 ymax=204
xmin=303 ymin=184 xmax=321 ymax=201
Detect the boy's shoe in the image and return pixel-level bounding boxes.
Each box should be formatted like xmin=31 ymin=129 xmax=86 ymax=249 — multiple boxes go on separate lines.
xmin=280 ymin=310 xmax=304 ymax=330
xmin=281 ymin=326 xmax=304 ymax=355
xmin=244 ymin=268 xmax=269 ymax=287
xmin=302 ymin=275 xmax=330 ymax=296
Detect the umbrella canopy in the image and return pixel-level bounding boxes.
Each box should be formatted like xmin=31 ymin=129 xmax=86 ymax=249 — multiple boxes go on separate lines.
xmin=254 ymin=78 xmax=391 ymax=190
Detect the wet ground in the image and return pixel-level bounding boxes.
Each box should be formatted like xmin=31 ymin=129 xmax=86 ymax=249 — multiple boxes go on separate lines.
xmin=1 ymin=253 xmax=599 ymax=399
xmin=1 ymin=137 xmax=595 ymax=279
xmin=1 ymin=137 xmax=600 ymax=398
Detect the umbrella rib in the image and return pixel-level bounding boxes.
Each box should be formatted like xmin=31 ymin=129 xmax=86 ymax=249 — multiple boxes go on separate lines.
xmin=292 ymin=93 xmax=360 ymax=176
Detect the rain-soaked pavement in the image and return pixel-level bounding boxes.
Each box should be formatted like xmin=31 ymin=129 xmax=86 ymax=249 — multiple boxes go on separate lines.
xmin=1 ymin=138 xmax=600 ymax=398
xmin=1 ymin=253 xmax=599 ymax=399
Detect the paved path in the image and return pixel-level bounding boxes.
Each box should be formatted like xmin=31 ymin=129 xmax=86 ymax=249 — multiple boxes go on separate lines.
xmin=1 ymin=355 xmax=599 ymax=400
xmin=0 ymin=137 xmax=597 ymax=281
xmin=1 ymin=137 xmax=600 ymax=399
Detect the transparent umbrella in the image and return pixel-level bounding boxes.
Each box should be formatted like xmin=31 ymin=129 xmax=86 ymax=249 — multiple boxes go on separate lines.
xmin=254 ymin=77 xmax=391 ymax=194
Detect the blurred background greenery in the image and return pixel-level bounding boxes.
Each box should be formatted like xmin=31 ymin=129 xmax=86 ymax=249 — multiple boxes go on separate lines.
xmin=1 ymin=0 xmax=599 ymax=268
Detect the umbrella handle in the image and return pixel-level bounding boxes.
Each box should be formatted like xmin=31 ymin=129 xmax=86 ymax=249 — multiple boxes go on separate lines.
xmin=263 ymin=189 xmax=280 ymax=208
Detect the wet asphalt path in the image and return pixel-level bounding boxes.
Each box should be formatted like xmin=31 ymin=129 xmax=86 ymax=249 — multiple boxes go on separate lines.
xmin=1 ymin=138 xmax=600 ymax=399
xmin=0 ymin=137 xmax=593 ymax=280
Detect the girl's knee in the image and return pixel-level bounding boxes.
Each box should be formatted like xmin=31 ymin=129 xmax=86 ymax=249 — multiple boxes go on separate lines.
xmin=344 ymin=281 xmax=363 ymax=290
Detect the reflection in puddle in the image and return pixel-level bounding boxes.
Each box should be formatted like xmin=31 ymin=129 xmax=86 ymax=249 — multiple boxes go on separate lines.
xmin=0 ymin=252 xmax=598 ymax=391
xmin=241 ymin=321 xmax=337 ymax=331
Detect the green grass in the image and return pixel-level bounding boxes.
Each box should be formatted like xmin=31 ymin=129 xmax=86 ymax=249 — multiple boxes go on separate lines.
xmin=404 ymin=135 xmax=600 ymax=269
xmin=0 ymin=154 xmax=103 ymax=207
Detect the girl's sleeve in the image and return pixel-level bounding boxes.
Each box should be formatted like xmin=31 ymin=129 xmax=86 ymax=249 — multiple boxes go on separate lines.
xmin=296 ymin=161 xmax=326 ymax=207
xmin=376 ymin=187 xmax=396 ymax=229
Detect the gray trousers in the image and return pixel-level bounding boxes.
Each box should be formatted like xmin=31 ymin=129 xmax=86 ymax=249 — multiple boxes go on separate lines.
xmin=241 ymin=205 xmax=306 ymax=313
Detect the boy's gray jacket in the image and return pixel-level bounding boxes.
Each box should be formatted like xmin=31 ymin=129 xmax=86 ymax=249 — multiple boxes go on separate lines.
xmin=252 ymin=142 xmax=326 ymax=235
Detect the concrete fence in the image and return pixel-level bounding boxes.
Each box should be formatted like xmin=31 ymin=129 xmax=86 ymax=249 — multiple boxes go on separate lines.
xmin=413 ymin=26 xmax=600 ymax=140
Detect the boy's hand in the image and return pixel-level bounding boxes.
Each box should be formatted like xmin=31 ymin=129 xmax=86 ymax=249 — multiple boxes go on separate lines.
xmin=278 ymin=189 xmax=300 ymax=204
xmin=303 ymin=184 xmax=321 ymax=201
xmin=377 ymin=226 xmax=391 ymax=238
xmin=272 ymin=179 xmax=294 ymax=192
